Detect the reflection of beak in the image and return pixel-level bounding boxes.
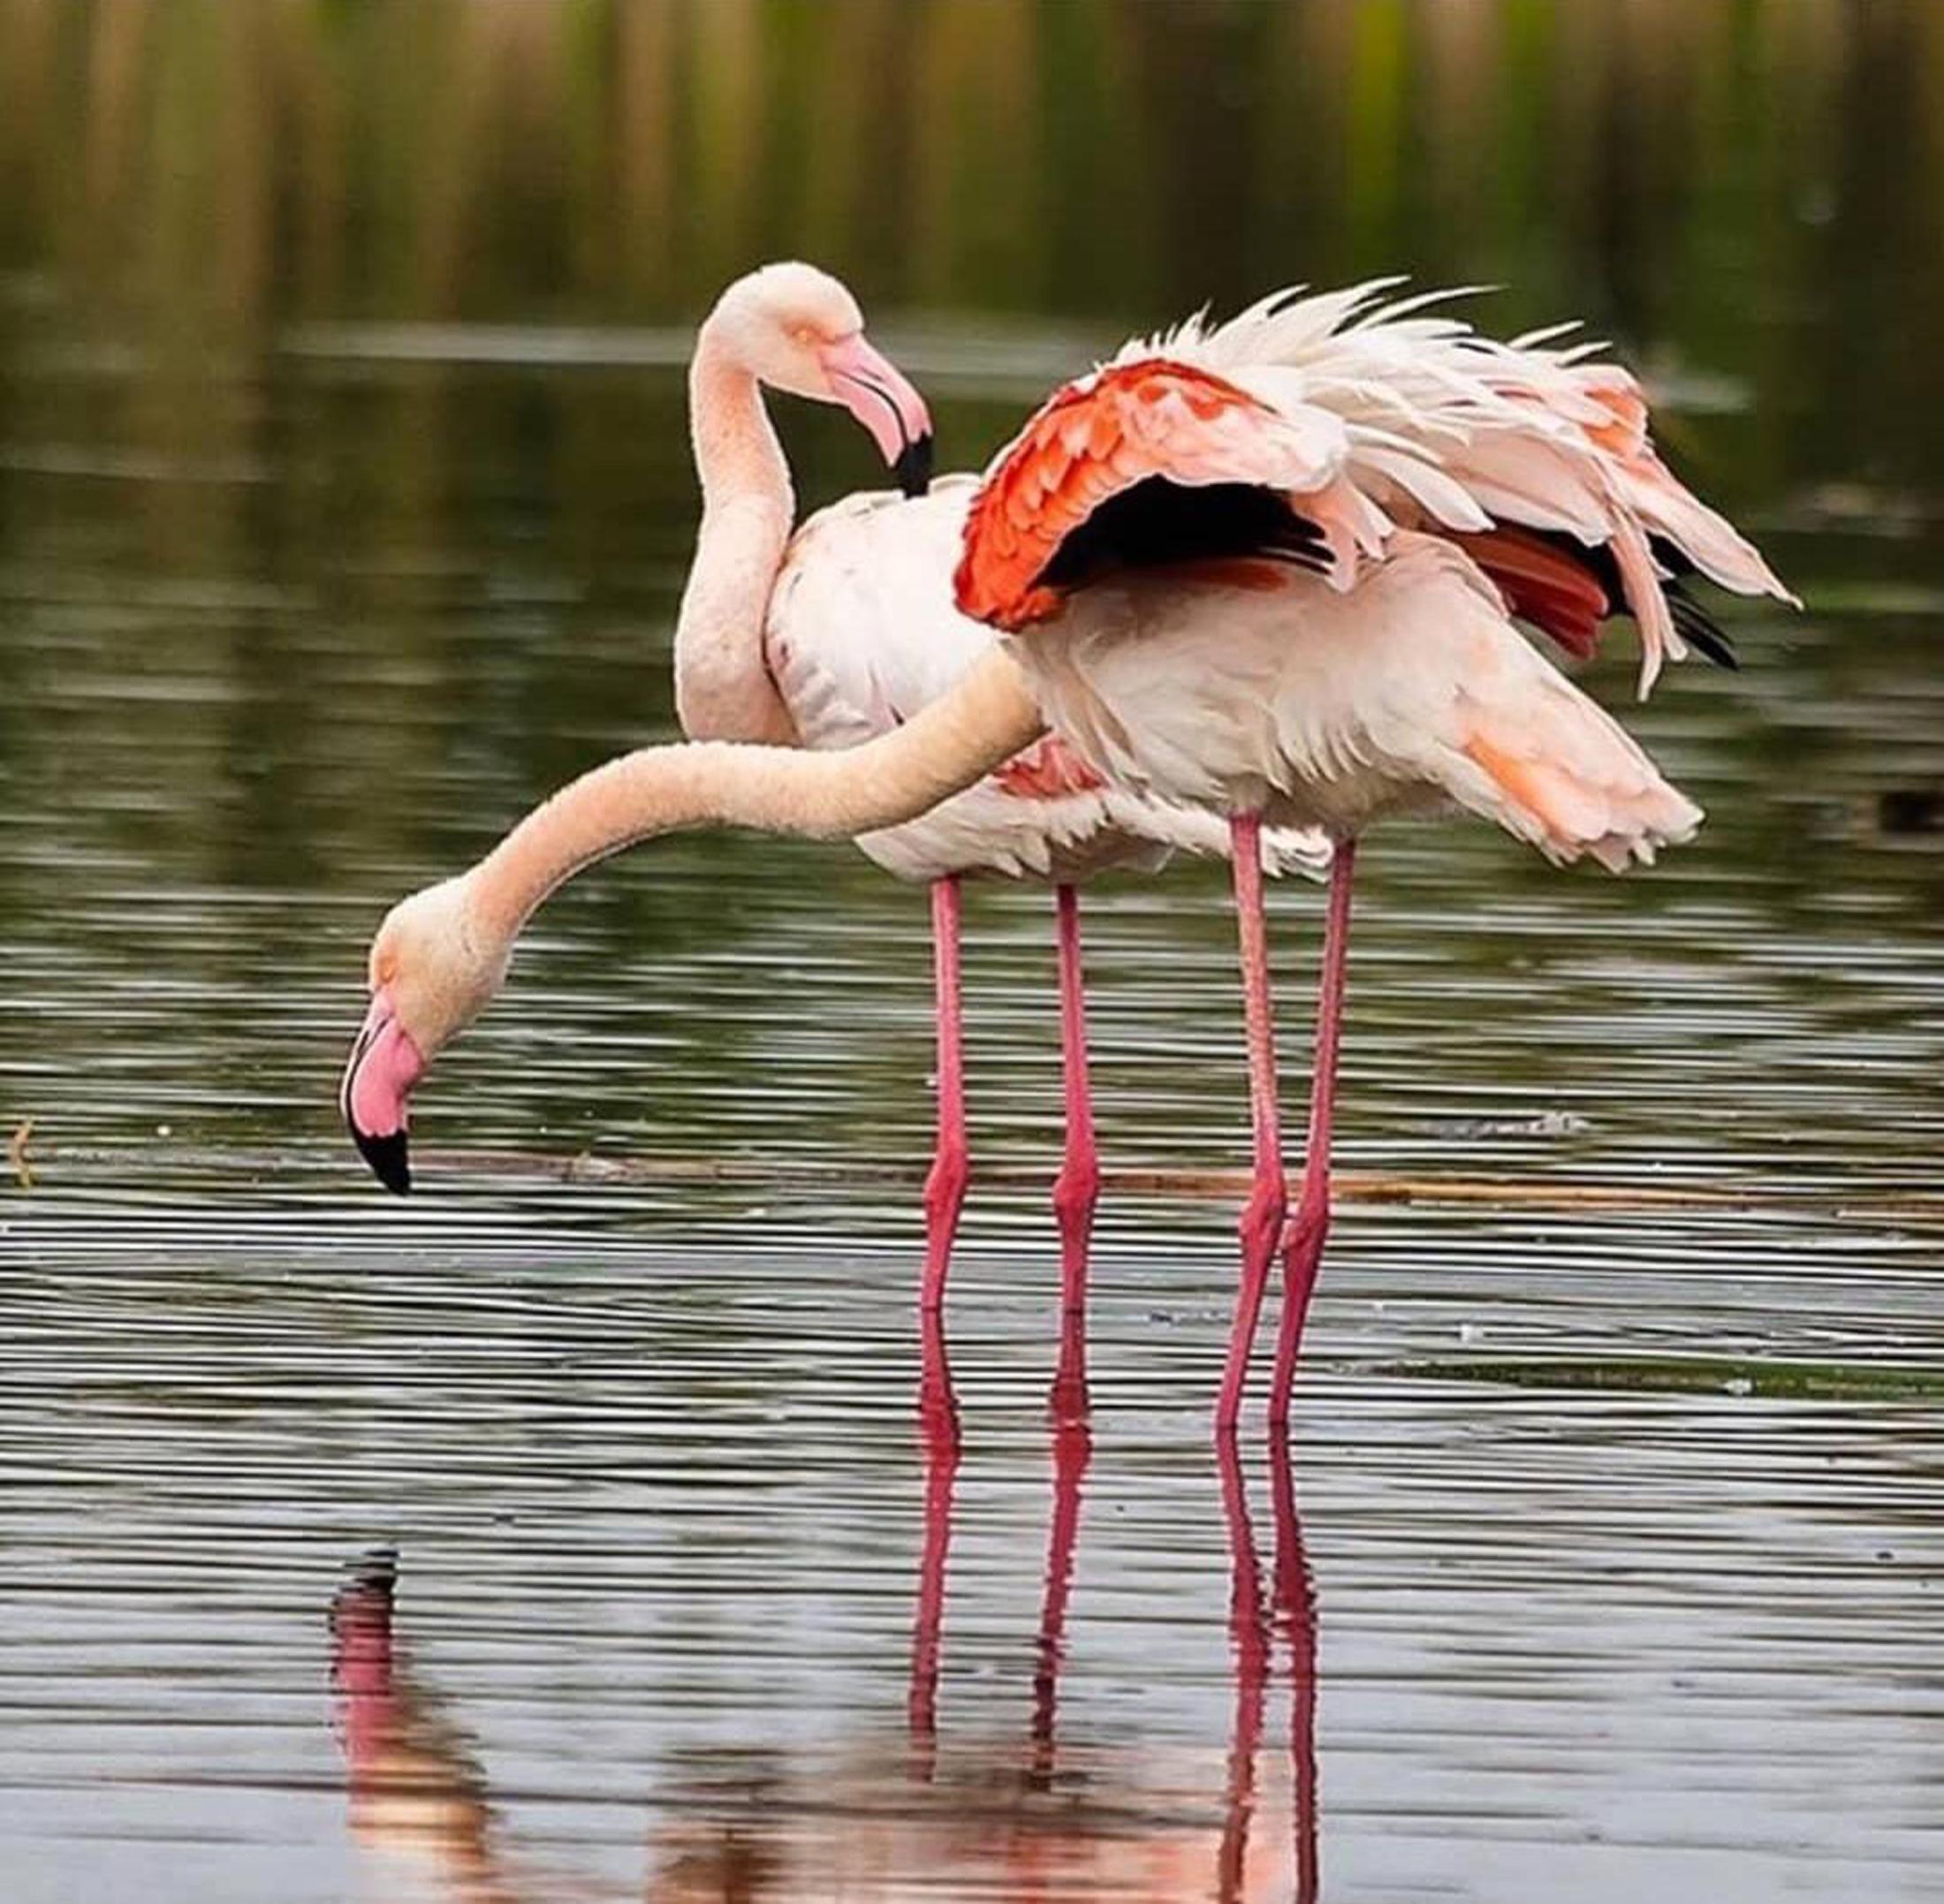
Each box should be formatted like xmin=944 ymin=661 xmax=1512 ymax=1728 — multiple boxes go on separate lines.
xmin=341 ymin=992 xmax=421 ymax=1195
xmin=819 ymin=332 xmax=935 ymax=499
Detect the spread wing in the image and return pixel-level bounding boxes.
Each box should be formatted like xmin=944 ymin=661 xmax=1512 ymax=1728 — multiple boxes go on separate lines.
xmin=953 ymin=360 xmax=1388 ymax=633
xmin=1122 ymin=280 xmax=1796 ymax=694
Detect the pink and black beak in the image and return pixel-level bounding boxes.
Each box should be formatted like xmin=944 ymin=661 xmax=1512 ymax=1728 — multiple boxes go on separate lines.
xmin=819 ymin=332 xmax=934 ymax=499
xmin=341 ymin=990 xmax=425 ymax=1195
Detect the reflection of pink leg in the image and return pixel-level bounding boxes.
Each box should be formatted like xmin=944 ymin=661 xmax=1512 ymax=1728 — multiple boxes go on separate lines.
xmin=920 ymin=876 xmax=968 ymax=1418
xmin=1216 ymin=814 xmax=1285 ymax=1435
xmin=1029 ymin=1410 xmax=1092 ymax=1782
xmin=1269 ymin=840 xmax=1355 ymax=1429
xmin=1216 ymin=1438 xmax=1268 ymax=1902
xmin=907 ymin=1355 xmax=961 ymax=1779
xmin=1269 ymin=1437 xmax=1321 ymax=1903
xmin=1050 ymin=884 xmax=1098 ymax=1419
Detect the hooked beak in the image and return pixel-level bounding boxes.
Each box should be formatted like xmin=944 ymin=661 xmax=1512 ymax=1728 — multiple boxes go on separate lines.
xmin=818 ymin=331 xmax=934 ymax=499
xmin=341 ymin=990 xmax=424 ymax=1195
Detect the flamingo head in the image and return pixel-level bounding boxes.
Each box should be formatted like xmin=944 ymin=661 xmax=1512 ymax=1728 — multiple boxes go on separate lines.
xmin=341 ymin=876 xmax=509 ymax=1195
xmin=707 ymin=262 xmax=934 ymax=497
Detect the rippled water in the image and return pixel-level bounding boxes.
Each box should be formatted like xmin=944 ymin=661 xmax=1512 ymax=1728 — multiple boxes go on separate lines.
xmin=6 ymin=6 xmax=1944 ymax=1898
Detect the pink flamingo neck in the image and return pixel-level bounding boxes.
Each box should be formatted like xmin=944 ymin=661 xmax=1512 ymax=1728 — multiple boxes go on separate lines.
xmin=460 ymin=651 xmax=1046 ymax=947
xmin=674 ymin=326 xmax=799 ymax=744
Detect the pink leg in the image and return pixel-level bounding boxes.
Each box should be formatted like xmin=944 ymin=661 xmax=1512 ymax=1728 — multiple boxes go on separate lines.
xmin=907 ymin=1351 xmax=961 ymax=1777
xmin=1215 ymin=812 xmax=1287 ymax=1436
xmin=919 ymin=876 xmax=968 ymax=1418
xmin=1028 ymin=1409 xmax=1091 ymax=1783
xmin=1050 ymin=883 xmax=1099 ymax=1419
xmin=1269 ymin=838 xmax=1356 ymax=1429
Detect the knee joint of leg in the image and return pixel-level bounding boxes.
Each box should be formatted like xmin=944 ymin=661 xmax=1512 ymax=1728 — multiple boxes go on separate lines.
xmin=1052 ymin=1165 xmax=1100 ymax=1218
xmin=1239 ymin=1181 xmax=1287 ymax=1254
xmin=924 ymin=1149 xmax=969 ymax=1211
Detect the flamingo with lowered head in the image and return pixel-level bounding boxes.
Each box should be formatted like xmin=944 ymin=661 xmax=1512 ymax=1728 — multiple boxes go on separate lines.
xmin=343 ymin=278 xmax=1788 ymax=1432
xmin=406 ymin=262 xmax=1323 ymax=1413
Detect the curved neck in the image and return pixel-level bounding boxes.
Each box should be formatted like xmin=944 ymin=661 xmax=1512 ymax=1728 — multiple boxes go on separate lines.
xmin=673 ymin=325 xmax=799 ymax=743
xmin=470 ymin=648 xmax=1046 ymax=944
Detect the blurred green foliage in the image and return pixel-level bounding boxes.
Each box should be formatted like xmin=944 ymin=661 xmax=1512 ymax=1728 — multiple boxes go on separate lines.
xmin=1 ymin=0 xmax=1941 ymax=493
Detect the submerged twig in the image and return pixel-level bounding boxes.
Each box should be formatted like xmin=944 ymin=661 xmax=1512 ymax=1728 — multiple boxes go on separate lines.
xmin=407 ymin=1147 xmax=1944 ymax=1225
xmin=23 ymin=1135 xmax=1944 ymax=1226
xmin=7 ymin=1118 xmax=34 ymax=1191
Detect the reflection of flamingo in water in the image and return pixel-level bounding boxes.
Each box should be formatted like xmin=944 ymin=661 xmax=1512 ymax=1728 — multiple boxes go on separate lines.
xmin=330 ymin=1550 xmax=523 ymax=1904
xmin=328 ymin=1409 xmax=1321 ymax=1900
xmin=345 ymin=278 xmax=1786 ymax=1431
xmin=903 ymin=1389 xmax=1323 ymax=1900
xmin=1219 ymin=1437 xmax=1320 ymax=1902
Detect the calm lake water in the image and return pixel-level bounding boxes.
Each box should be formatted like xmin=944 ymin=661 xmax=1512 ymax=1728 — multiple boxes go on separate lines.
xmin=2 ymin=4 xmax=1942 ymax=1900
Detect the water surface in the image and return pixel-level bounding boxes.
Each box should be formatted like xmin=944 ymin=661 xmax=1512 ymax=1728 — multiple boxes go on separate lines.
xmin=2 ymin=4 xmax=1942 ymax=1900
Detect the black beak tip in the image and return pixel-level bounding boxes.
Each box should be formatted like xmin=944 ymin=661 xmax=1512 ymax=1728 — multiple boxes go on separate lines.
xmin=352 ymin=1125 xmax=413 ymax=1196
xmin=893 ymin=431 xmax=935 ymax=500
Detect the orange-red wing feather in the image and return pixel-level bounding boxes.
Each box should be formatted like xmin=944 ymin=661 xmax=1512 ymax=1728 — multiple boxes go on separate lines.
xmin=990 ymin=734 xmax=1108 ymax=800
xmin=1455 ymin=524 xmax=1612 ymax=660
xmin=954 ymin=360 xmax=1347 ymax=632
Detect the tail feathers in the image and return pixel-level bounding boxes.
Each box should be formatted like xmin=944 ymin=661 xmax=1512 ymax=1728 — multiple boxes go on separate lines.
xmin=1454 ymin=684 xmax=1703 ymax=871
xmin=1115 ymin=280 xmax=1794 ymax=694
xmin=1619 ymin=457 xmax=1799 ymax=608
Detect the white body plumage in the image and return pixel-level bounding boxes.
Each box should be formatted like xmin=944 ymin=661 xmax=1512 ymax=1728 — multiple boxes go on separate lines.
xmin=768 ymin=476 xmax=1330 ymax=884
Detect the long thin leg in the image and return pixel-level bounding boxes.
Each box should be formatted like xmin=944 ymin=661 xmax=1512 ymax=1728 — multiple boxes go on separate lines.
xmin=919 ymin=876 xmax=968 ymax=1417
xmin=1050 ymin=882 xmax=1099 ymax=1418
xmin=1215 ymin=812 xmax=1286 ymax=1435
xmin=907 ymin=1344 xmax=961 ymax=1779
xmin=1216 ymin=1437 xmax=1269 ymax=1902
xmin=1268 ymin=838 xmax=1356 ymax=1429
xmin=1028 ymin=1409 xmax=1091 ymax=1786
xmin=1269 ymin=1437 xmax=1322 ymax=1904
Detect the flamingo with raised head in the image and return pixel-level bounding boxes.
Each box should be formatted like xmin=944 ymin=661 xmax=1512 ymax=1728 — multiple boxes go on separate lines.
xmin=342 ymin=279 xmax=1787 ymax=1431
xmin=672 ymin=262 xmax=1325 ymax=1414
